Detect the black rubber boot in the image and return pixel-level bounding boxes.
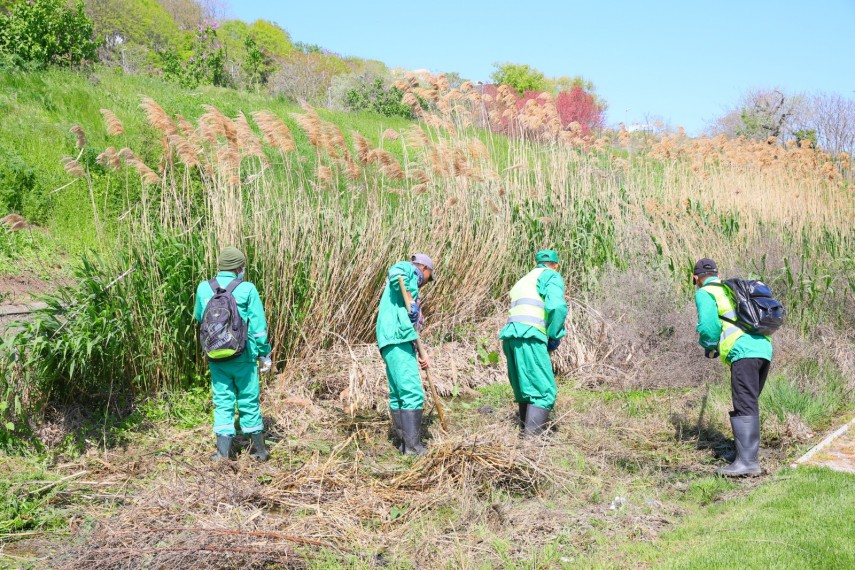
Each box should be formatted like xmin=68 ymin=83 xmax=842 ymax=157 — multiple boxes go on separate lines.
xmin=716 ymin=416 xmax=761 ymax=477
xmin=210 ymin=434 xmax=233 ymax=461
xmin=249 ymin=432 xmax=269 ymax=462
xmin=390 ymin=409 xmax=405 ymax=453
xmin=524 ymin=405 xmax=551 ymax=435
xmin=400 ymin=409 xmax=427 ymax=456
xmin=518 ymin=402 xmax=528 ymax=429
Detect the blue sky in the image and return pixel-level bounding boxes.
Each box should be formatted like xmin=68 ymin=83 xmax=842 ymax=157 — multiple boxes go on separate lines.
xmin=230 ymin=1 xmax=855 ymax=134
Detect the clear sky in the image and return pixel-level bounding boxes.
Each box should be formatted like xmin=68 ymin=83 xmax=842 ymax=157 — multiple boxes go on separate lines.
xmin=230 ymin=1 xmax=855 ymax=134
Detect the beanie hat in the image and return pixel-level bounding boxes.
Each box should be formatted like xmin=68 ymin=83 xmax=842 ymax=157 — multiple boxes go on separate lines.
xmin=218 ymin=247 xmax=246 ymax=271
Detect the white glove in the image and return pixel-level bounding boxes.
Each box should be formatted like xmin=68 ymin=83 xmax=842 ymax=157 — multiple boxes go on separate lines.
xmin=258 ymin=356 xmax=273 ymax=373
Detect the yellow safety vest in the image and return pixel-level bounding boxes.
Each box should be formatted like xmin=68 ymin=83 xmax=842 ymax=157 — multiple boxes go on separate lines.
xmin=701 ymin=283 xmax=744 ymax=363
xmin=506 ymin=268 xmax=547 ymax=334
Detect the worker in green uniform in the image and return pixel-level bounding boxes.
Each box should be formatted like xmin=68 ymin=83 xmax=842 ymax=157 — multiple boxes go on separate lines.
xmin=376 ymin=254 xmax=435 ymax=455
xmin=194 ymin=247 xmax=273 ymax=462
xmin=499 ymin=250 xmax=568 ymax=435
xmin=693 ymin=258 xmax=772 ymax=477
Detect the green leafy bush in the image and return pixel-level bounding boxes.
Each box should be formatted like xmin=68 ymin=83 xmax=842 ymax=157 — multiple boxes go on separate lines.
xmin=344 ymin=77 xmax=416 ymax=119
xmin=0 ymin=0 xmax=98 ymax=68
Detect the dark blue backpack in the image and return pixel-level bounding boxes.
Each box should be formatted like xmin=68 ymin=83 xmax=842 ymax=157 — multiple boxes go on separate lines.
xmin=199 ymin=278 xmax=248 ymax=361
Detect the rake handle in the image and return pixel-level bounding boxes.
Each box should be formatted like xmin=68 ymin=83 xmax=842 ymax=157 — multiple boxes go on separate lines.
xmin=397 ymin=276 xmax=448 ymax=432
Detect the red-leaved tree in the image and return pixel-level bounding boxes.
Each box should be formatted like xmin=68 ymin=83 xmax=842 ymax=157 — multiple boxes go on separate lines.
xmin=556 ymin=86 xmax=604 ymax=134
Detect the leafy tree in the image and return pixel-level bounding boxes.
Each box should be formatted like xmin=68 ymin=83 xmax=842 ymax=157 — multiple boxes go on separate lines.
xmin=556 ymin=85 xmax=605 ymax=133
xmin=491 ymin=62 xmax=550 ymax=96
xmin=160 ymin=20 xmax=226 ymax=87
xmin=86 ymin=0 xmax=180 ymax=52
xmin=0 ymin=0 xmax=98 ymax=67
xmin=792 ymin=128 xmax=818 ymax=148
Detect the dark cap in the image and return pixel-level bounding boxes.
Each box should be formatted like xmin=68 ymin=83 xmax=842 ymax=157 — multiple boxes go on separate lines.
xmin=693 ymin=258 xmax=718 ymax=276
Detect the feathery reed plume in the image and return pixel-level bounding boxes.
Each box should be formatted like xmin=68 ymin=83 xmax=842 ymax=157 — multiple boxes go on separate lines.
xmin=382 ymin=128 xmax=400 ymax=141
xmin=410 ymin=169 xmax=431 ymax=184
xmin=140 ymin=98 xmax=177 ymax=136
xmin=173 ymin=114 xmax=204 ymax=153
xmin=61 ymin=156 xmax=85 ymax=177
xmin=168 ymin=134 xmax=200 ymax=168
xmin=367 ymin=148 xmax=404 ymax=179
xmin=0 ymin=214 xmax=25 ymax=226
xmin=291 ymin=105 xmax=322 ymax=147
xmin=99 ymin=109 xmax=125 ymax=136
xmin=216 ymin=145 xmax=241 ymax=172
xmin=70 ymin=125 xmax=86 ymax=149
xmin=317 ymin=165 xmax=334 ymax=184
xmin=411 ymin=183 xmax=428 ymax=194
xmin=96 ymin=146 xmax=122 ymax=170
xmin=405 ymin=126 xmax=430 ymax=148
xmin=6 ymin=220 xmax=30 ymax=231
xmin=351 ymin=131 xmax=372 ymax=165
xmin=234 ymin=112 xmax=267 ymax=161
xmin=342 ymin=159 xmax=362 ymax=180
xmin=200 ymin=105 xmax=238 ymax=147
xmin=252 ymin=110 xmax=296 ymax=153
xmin=126 ymin=157 xmax=161 ymax=185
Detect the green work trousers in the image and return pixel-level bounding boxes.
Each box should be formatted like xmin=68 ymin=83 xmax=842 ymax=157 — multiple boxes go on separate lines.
xmin=381 ymin=341 xmax=425 ymax=410
xmin=210 ymin=358 xmax=263 ymax=435
xmin=502 ymin=337 xmax=557 ymax=409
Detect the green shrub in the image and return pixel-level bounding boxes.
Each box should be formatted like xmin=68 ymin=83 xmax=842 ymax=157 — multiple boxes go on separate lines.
xmin=0 ymin=0 xmax=99 ymax=68
xmin=344 ymin=77 xmax=416 ymax=119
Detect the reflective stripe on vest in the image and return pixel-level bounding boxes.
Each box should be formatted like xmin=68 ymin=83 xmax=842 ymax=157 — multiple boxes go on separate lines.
xmin=507 ymin=268 xmax=547 ymax=334
xmin=701 ymin=283 xmax=744 ymax=363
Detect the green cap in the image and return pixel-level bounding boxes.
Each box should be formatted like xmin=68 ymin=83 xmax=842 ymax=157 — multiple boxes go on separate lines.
xmin=218 ymin=246 xmax=246 ymax=271
xmin=536 ymin=249 xmax=559 ymax=263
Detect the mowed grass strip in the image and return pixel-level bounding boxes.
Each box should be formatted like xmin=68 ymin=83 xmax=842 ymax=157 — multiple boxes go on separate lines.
xmin=646 ymin=466 xmax=855 ymax=570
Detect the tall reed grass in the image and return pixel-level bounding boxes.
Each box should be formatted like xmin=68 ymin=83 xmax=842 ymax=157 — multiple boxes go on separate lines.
xmin=3 ymin=74 xmax=853 ymax=410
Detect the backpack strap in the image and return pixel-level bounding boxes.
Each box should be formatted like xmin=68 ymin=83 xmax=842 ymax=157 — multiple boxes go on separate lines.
xmin=225 ymin=278 xmax=243 ymax=294
xmin=208 ymin=278 xmax=223 ymax=293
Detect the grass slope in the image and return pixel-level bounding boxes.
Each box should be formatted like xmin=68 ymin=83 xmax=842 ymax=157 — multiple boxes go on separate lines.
xmin=0 ymin=66 xmax=413 ymax=270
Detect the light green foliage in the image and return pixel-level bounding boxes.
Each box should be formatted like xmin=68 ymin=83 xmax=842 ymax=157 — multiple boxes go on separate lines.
xmin=0 ymin=0 xmax=98 ymax=68
xmin=85 ymin=0 xmax=180 ymax=52
xmin=220 ymin=19 xmax=294 ymax=65
xmin=491 ymin=62 xmax=550 ymax=95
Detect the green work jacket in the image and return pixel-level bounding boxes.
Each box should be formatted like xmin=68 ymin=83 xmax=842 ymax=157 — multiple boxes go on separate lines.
xmin=194 ymin=271 xmax=272 ymax=362
xmin=695 ymin=276 xmax=772 ymax=364
xmin=499 ymin=263 xmax=568 ymax=343
xmin=376 ymin=261 xmax=422 ymax=350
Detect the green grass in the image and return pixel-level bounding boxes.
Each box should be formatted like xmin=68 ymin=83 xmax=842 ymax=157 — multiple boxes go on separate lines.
xmin=608 ymin=467 xmax=855 ymax=570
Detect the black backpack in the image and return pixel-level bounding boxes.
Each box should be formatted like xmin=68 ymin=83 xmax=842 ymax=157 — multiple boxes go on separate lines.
xmin=713 ymin=278 xmax=786 ymax=336
xmin=199 ymin=278 xmax=248 ymax=361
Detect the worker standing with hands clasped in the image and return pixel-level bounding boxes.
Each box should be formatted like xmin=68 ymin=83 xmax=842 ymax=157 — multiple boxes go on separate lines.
xmin=693 ymin=258 xmax=773 ymax=477
xmin=499 ymin=250 xmax=568 ymax=435
xmin=376 ymin=254 xmax=435 ymax=455
xmin=195 ymin=247 xmax=273 ymax=462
